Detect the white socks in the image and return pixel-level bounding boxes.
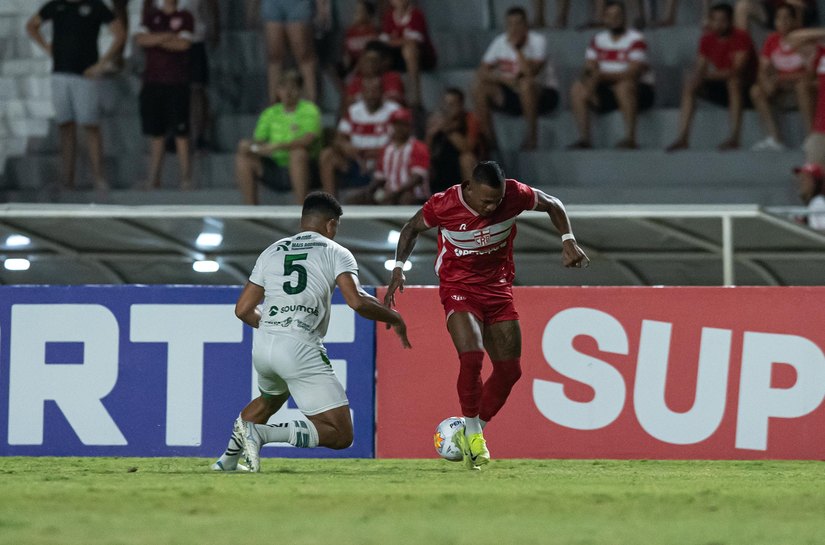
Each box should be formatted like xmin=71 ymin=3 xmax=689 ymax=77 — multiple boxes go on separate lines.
xmin=256 ymin=420 xmax=319 ymax=448
xmin=464 ymin=416 xmax=483 ymax=435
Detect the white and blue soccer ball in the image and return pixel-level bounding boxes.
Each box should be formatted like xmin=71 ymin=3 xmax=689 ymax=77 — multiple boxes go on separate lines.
xmin=433 ymin=416 xmax=465 ymax=462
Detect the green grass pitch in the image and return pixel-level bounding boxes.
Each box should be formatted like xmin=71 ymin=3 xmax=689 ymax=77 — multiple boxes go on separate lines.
xmin=0 ymin=457 xmax=823 ymax=545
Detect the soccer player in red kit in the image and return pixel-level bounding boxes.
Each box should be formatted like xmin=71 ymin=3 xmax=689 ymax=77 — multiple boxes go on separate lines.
xmin=385 ymin=161 xmax=589 ymax=469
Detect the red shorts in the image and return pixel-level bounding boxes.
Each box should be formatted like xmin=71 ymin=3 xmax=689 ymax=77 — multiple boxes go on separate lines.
xmin=439 ymin=285 xmax=519 ymax=325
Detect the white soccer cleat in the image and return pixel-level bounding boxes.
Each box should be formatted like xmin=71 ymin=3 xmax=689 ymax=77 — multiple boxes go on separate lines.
xmin=210 ymin=460 xmax=249 ymax=472
xmin=234 ymin=416 xmax=262 ymax=473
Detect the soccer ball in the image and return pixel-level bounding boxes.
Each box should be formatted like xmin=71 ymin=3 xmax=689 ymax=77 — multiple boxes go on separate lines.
xmin=433 ymin=417 xmax=465 ymax=461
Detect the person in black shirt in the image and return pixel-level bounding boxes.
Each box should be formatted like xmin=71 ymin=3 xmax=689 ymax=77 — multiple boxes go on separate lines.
xmin=26 ymin=0 xmax=126 ymax=193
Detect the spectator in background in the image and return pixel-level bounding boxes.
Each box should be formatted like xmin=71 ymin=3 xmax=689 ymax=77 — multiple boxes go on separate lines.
xmin=345 ymin=40 xmax=405 ymax=108
xmin=235 ymin=71 xmax=320 ymax=205
xmin=735 ymin=0 xmax=816 ymax=31
xmin=343 ymin=0 xmax=380 ymax=75
xmin=320 ymin=77 xmax=400 ymax=197
xmin=569 ymin=1 xmax=655 ymax=149
xmin=549 ymin=0 xmax=645 ymax=29
xmin=793 ymin=163 xmax=825 ymax=229
xmin=750 ymin=3 xmax=813 ymax=151
xmin=787 ymin=26 xmax=825 ymax=164
xmin=474 ymin=6 xmax=559 ymax=150
xmin=427 ymin=87 xmax=482 ymax=193
xmin=666 ymin=3 xmax=756 ymax=151
xmin=381 ymin=0 xmax=436 ymax=107
xmin=261 ymin=0 xmax=318 ymax=103
xmin=354 ymin=108 xmax=430 ymax=204
xmin=26 ymin=0 xmax=126 ymax=192
xmin=108 ymin=0 xmax=130 ymax=70
xmin=136 ymin=0 xmax=195 ymax=190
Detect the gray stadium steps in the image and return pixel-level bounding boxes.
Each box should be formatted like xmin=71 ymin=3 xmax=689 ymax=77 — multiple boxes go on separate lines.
xmin=0 ymin=188 xmax=293 ymax=206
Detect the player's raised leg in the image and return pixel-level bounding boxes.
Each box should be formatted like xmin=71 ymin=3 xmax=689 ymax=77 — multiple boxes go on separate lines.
xmin=447 ymin=311 xmax=489 ymax=469
xmin=479 ymin=319 xmax=523 ymax=430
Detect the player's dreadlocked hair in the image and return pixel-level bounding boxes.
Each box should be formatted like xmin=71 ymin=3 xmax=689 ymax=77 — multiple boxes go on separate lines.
xmin=302 ymin=191 xmax=343 ymax=220
xmin=472 ymin=161 xmax=505 ymax=188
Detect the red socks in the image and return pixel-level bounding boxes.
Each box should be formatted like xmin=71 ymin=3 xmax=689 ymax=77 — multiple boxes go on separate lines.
xmin=479 ymin=358 xmax=522 ymax=422
xmin=457 ymin=351 xmax=484 ymax=417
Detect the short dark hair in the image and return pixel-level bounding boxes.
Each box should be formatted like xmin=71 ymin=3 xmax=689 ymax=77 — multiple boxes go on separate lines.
xmin=604 ymin=1 xmax=625 ymax=14
xmin=360 ymin=0 xmax=376 ymax=17
xmin=710 ymin=2 xmax=734 ymax=19
xmin=302 ymin=192 xmax=343 ymax=219
xmin=775 ymin=3 xmax=797 ymax=20
xmin=445 ymin=87 xmax=465 ymax=103
xmin=472 ymin=161 xmax=505 ymax=188
xmin=505 ymin=6 xmax=528 ymax=20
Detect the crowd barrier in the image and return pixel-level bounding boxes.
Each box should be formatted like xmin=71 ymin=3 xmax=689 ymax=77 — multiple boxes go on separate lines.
xmin=2 ymin=286 xmax=824 ymax=460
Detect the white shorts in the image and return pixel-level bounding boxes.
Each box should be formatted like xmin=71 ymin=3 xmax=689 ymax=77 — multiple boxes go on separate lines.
xmin=252 ymin=329 xmax=348 ymax=416
xmin=51 ymin=73 xmax=101 ymax=126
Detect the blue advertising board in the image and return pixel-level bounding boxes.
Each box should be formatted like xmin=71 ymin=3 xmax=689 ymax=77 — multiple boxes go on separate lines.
xmin=0 ymin=286 xmax=375 ymax=458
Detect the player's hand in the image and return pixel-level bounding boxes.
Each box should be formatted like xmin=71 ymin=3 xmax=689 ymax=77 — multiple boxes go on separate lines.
xmin=562 ymin=240 xmax=590 ymax=269
xmin=384 ymin=268 xmax=405 ymax=307
xmin=391 ymin=317 xmax=412 ymax=349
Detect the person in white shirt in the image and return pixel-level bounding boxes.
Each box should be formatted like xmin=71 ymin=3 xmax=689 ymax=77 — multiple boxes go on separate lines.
xmin=212 ymin=192 xmax=411 ymax=473
xmin=473 ymin=6 xmax=559 ymax=150
xmin=569 ymin=0 xmax=655 ymax=150
xmin=795 ymin=163 xmax=825 ymax=230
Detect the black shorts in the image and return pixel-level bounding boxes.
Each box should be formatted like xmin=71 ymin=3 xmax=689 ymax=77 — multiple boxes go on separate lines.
xmin=190 ymin=42 xmax=209 ymax=86
xmin=140 ymin=83 xmax=190 ymax=137
xmin=590 ymin=82 xmax=655 ymax=113
xmin=387 ymin=43 xmax=437 ymax=72
xmin=496 ymin=84 xmax=559 ymax=116
xmin=698 ymin=80 xmax=753 ymax=108
xmin=259 ymin=158 xmax=292 ymax=191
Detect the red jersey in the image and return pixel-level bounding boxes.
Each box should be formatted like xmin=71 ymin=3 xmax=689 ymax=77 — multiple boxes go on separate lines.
xmin=699 ymin=28 xmax=755 ymax=72
xmin=346 ymin=71 xmax=405 ymax=104
xmin=344 ymin=23 xmax=379 ymax=65
xmin=761 ymin=32 xmax=805 ymax=76
xmin=381 ymin=7 xmax=436 ymax=65
xmin=421 ymin=179 xmax=538 ymax=289
xmin=375 ymin=137 xmax=430 ymax=200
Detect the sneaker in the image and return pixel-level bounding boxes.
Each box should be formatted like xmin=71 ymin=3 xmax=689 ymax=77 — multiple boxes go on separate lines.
xmin=210 ymin=460 xmax=249 ymax=472
xmin=234 ymin=417 xmax=262 ymax=473
xmin=467 ymin=432 xmax=491 ymax=467
xmin=751 ymin=137 xmax=786 ymax=151
xmin=451 ymin=427 xmax=478 ymax=470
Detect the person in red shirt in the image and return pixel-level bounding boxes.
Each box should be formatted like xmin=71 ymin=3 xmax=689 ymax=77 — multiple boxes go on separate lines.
xmin=385 ymin=161 xmax=589 ymax=470
xmin=343 ymin=0 xmax=380 ymax=75
xmin=750 ymin=4 xmax=813 ymax=151
xmin=667 ymin=2 xmax=757 ymax=151
xmin=734 ymin=0 xmax=816 ymax=31
xmin=380 ymin=0 xmax=436 ymax=106
xmin=787 ymin=25 xmax=825 ymax=165
xmin=135 ymin=0 xmax=195 ymax=189
xmin=355 ymin=108 xmax=430 ymax=204
xmin=344 ymin=41 xmax=406 ymax=109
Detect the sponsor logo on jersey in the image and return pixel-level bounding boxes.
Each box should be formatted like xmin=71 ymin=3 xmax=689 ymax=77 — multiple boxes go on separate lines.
xmin=268 ymin=306 xmax=279 ymax=317
xmin=454 ymin=240 xmax=508 ymax=257
xmin=451 ymin=295 xmax=467 ymax=301
xmin=280 ymin=304 xmax=320 ymax=316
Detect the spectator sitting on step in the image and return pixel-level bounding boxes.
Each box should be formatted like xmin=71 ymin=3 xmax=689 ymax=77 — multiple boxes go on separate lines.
xmin=136 ymin=0 xmax=195 ymax=190
xmin=426 ymin=87 xmax=483 ymax=194
xmin=473 ymin=6 xmax=559 ymax=150
xmin=320 ymin=76 xmax=401 ymax=198
xmin=380 ymin=0 xmax=436 ymax=107
xmin=235 ymin=70 xmax=321 ymax=205
xmin=787 ymin=25 xmax=825 ymax=164
xmin=344 ymin=40 xmax=405 ymax=109
xmin=794 ymin=162 xmax=825 ymax=229
xmin=343 ymin=0 xmax=380 ymax=75
xmin=568 ymin=0 xmax=655 ymax=150
xmin=750 ymin=3 xmax=813 ymax=151
xmin=352 ymin=108 xmax=430 ymax=204
xmin=666 ymin=2 xmax=757 ymax=152
xmin=26 ymin=0 xmax=126 ymax=193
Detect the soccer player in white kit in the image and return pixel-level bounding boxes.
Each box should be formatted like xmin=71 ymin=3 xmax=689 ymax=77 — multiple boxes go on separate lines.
xmin=212 ymin=192 xmax=411 ymax=472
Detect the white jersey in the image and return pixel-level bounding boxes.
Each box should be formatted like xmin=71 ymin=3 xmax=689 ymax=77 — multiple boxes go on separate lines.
xmin=249 ymin=231 xmax=359 ymax=347
xmin=586 ymin=29 xmax=654 ymax=86
xmin=482 ymin=31 xmax=559 ymax=89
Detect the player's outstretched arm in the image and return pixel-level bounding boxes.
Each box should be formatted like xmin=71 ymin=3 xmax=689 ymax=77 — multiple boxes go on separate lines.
xmin=235 ymin=281 xmax=265 ymax=328
xmin=534 ymin=189 xmax=590 ymax=269
xmin=337 ymin=272 xmax=411 ymax=348
xmin=385 ymin=209 xmax=432 ymax=307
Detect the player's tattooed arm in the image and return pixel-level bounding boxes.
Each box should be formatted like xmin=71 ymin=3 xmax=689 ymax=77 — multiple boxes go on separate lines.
xmin=385 ymin=209 xmax=432 ymax=307
xmin=534 ymin=189 xmax=591 ymax=269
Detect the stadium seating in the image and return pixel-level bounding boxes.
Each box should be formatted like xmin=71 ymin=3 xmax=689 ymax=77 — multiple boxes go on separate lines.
xmin=1 ymin=0 xmax=824 ymax=206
